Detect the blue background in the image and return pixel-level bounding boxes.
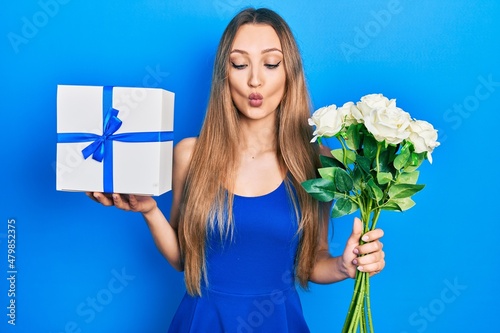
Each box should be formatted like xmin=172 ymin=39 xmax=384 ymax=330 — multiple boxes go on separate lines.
xmin=2 ymin=0 xmax=499 ymax=332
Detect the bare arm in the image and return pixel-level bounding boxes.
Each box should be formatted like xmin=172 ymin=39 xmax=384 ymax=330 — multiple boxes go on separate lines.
xmin=87 ymin=137 xmax=197 ymax=272
xmin=308 ymin=203 xmax=351 ymax=283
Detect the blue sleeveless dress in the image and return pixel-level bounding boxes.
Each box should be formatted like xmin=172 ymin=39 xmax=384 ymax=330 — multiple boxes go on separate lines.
xmin=168 ymin=181 xmax=310 ymax=332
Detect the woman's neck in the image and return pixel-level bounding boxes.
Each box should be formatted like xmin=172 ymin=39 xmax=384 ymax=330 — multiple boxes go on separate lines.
xmin=238 ymin=121 xmax=277 ymax=158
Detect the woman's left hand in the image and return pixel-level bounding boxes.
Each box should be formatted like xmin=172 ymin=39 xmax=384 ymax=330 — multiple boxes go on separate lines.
xmin=342 ymin=217 xmax=385 ymax=279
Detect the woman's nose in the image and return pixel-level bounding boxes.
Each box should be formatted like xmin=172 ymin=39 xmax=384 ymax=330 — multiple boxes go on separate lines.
xmin=248 ymin=67 xmax=262 ymax=87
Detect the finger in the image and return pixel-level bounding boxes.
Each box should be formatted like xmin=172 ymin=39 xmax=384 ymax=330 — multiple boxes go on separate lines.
xmin=112 ymin=194 xmax=130 ymax=210
xmin=347 ymin=217 xmax=363 ymax=246
xmin=93 ymin=192 xmax=114 ymax=206
xmin=357 ymin=258 xmax=385 ymax=275
xmin=355 ymin=252 xmax=385 ymax=271
xmin=357 ymin=241 xmax=384 ymax=256
xmin=128 ymin=195 xmax=140 ymax=211
xmin=86 ymin=192 xmax=99 ymax=203
xmin=361 ymin=228 xmax=385 ymax=242
xmin=354 ymin=249 xmax=385 ymax=267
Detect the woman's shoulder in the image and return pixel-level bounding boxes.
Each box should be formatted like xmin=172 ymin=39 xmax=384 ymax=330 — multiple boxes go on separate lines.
xmin=173 ymin=137 xmax=198 ymax=167
xmin=175 ymin=136 xmax=198 ymax=151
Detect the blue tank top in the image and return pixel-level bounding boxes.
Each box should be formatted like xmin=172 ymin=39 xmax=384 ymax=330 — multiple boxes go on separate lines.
xmin=168 ymin=181 xmax=311 ymax=332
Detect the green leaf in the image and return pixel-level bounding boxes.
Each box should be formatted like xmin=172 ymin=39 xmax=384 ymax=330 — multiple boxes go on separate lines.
xmin=362 ymin=134 xmax=378 ymax=160
xmin=366 ymin=179 xmax=384 ymax=202
xmin=334 ymin=167 xmax=354 ymax=193
xmin=393 ymin=146 xmax=411 ymax=170
xmin=376 ymin=172 xmax=393 ymax=185
xmin=394 ymin=197 xmax=416 ymax=211
xmin=381 ymin=200 xmax=401 ymax=211
xmin=404 ymin=152 xmax=425 ymax=172
xmin=388 ymin=183 xmax=425 ymax=199
xmin=377 ymin=149 xmax=391 ymax=172
xmin=382 ymin=197 xmax=416 ymax=212
xmin=320 ymin=155 xmax=344 ymax=169
xmin=331 ymin=197 xmax=359 ymax=218
xmin=301 ymin=178 xmax=336 ymax=202
xmin=386 ymin=144 xmax=399 ymax=163
xmin=345 ymin=124 xmax=361 ymax=150
xmin=356 ymin=155 xmax=372 ymax=174
xmin=318 ymin=167 xmax=335 ymax=180
xmin=331 ymin=149 xmax=356 ymax=166
xmin=410 ymin=152 xmax=421 ymax=165
xmin=351 ymin=167 xmax=363 ymax=192
xmin=396 ymin=171 xmax=420 ymax=185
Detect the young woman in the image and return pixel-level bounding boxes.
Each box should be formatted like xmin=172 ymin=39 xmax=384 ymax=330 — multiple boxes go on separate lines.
xmin=89 ymin=7 xmax=385 ymax=332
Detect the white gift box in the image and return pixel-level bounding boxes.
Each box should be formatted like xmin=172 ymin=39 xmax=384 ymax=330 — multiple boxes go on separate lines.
xmin=56 ymin=85 xmax=174 ymax=196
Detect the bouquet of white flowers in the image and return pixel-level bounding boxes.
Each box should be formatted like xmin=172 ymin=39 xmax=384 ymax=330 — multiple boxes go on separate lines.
xmin=302 ymin=93 xmax=440 ymax=333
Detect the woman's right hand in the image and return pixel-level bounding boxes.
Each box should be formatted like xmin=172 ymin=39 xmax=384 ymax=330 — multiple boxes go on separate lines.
xmin=86 ymin=192 xmax=158 ymax=215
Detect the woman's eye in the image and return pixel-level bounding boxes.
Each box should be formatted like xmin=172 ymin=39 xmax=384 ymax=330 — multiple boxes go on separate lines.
xmin=231 ymin=62 xmax=247 ymax=70
xmin=265 ymin=61 xmax=281 ymax=69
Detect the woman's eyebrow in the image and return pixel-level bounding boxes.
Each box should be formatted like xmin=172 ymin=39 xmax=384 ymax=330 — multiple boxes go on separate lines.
xmin=261 ymin=47 xmax=282 ymax=54
xmin=230 ymin=48 xmax=283 ymax=54
xmin=230 ymin=49 xmax=247 ymax=55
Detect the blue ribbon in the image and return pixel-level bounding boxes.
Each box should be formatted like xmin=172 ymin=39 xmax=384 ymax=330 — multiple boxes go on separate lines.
xmin=57 ymin=86 xmax=173 ymax=193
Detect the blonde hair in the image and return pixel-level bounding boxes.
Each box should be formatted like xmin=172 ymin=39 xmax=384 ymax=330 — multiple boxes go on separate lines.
xmin=178 ymin=7 xmax=321 ymax=296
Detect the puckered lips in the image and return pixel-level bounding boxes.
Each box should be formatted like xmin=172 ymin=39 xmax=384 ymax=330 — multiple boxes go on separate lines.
xmin=249 ymin=93 xmax=263 ymax=107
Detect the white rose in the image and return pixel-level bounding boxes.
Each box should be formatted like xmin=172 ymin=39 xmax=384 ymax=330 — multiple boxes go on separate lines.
xmin=350 ymin=103 xmax=365 ymax=123
xmin=357 ymin=93 xmax=396 ymax=116
xmin=338 ymin=101 xmax=358 ymax=127
xmin=408 ymin=120 xmax=440 ymax=163
xmin=308 ymin=104 xmax=343 ymax=142
xmin=363 ymin=106 xmax=412 ymax=144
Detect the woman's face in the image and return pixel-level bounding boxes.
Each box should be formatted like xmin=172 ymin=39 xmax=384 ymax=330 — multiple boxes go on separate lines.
xmin=228 ymin=24 xmax=286 ymax=122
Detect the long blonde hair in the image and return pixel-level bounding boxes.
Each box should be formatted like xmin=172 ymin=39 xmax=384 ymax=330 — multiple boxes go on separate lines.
xmin=178 ymin=7 xmax=321 ymax=296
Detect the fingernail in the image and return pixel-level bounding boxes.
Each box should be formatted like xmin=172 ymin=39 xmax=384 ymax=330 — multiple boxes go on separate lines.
xmin=112 ymin=194 xmax=118 ymax=200
xmin=353 ymin=248 xmax=359 ymax=255
xmin=93 ymin=193 xmax=99 ymax=199
xmin=362 ymin=235 xmax=369 ymax=242
xmin=352 ymin=259 xmax=358 ymax=265
xmin=357 ymin=266 xmax=364 ymax=271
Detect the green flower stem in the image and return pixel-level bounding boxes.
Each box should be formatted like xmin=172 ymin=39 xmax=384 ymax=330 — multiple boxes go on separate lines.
xmin=342 ymin=200 xmax=380 ymax=333
xmin=375 ymin=142 xmax=382 ymax=173
xmin=355 ymin=272 xmax=366 ymax=332
xmin=366 ymin=199 xmax=374 ymax=233
xmin=366 ymin=272 xmax=374 ymax=333
xmin=358 ymin=198 xmax=366 ymax=223
xmin=361 ymin=298 xmax=367 ymax=333
xmin=338 ymin=136 xmax=349 ymax=168
xmin=361 ymin=200 xmax=371 ymax=236
xmin=340 ymin=152 xmax=385 ymax=333
xmin=370 ymin=208 xmax=381 ymax=231
xmin=343 ymin=259 xmax=375 ymax=332
xmin=348 ymin=271 xmax=365 ymax=333
xmin=342 ymin=270 xmax=364 ymax=333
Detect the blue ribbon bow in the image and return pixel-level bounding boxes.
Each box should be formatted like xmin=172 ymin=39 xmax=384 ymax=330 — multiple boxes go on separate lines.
xmin=57 ymin=86 xmax=173 ymax=193
xmin=81 ymin=106 xmax=122 ymax=162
